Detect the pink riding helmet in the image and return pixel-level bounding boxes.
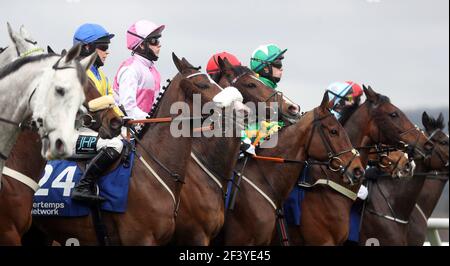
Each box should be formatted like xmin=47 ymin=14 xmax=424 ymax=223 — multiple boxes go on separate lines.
xmin=126 ymin=19 xmax=165 ymax=51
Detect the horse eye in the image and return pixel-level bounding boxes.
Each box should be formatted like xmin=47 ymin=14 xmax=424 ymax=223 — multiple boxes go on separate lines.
xmin=55 ymin=86 xmax=65 ymax=96
xmin=246 ymin=83 xmax=257 ymax=89
xmin=441 ymin=140 xmax=448 ymax=145
xmin=330 ymin=129 xmax=338 ymax=135
xmin=194 ymin=82 xmax=209 ymax=89
xmin=389 ymin=112 xmax=398 ymax=118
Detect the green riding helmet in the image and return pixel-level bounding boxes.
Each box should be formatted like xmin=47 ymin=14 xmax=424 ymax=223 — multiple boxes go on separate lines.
xmin=250 ymin=44 xmax=287 ymax=73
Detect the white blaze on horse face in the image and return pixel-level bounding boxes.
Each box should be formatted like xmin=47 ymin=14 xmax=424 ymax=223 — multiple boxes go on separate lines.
xmin=212 ymin=86 xmax=243 ymax=108
xmin=32 ymin=63 xmax=85 ymax=159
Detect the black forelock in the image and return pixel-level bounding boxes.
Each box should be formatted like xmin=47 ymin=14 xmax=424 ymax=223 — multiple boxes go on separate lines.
xmin=232 ymin=65 xmax=252 ymax=77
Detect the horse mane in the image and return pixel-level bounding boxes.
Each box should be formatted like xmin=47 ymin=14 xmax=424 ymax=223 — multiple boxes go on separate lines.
xmin=148 ymin=78 xmax=172 ymax=118
xmin=137 ymin=77 xmax=174 ymax=138
xmin=338 ymin=98 xmax=362 ymax=125
xmin=0 ymin=53 xmax=55 ymax=80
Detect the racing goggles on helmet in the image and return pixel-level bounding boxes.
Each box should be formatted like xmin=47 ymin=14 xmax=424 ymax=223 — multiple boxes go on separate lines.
xmin=95 ymin=43 xmax=109 ymax=51
xmin=271 ymin=59 xmax=283 ymax=69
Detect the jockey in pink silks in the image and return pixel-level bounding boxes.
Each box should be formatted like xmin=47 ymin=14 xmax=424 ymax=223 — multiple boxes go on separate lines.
xmin=113 ymin=19 xmax=165 ymax=120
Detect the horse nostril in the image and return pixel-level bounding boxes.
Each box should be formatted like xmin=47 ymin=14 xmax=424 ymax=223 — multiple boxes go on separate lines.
xmin=353 ymin=168 xmax=365 ymax=179
xmin=55 ymin=138 xmax=65 ymax=155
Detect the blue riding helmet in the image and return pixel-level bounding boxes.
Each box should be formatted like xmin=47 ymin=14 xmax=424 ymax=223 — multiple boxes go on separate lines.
xmin=73 ymin=23 xmax=115 ymax=45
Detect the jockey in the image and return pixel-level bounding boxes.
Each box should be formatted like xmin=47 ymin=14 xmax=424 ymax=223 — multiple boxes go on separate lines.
xmin=326 ymin=81 xmax=368 ymax=201
xmin=326 ymin=81 xmax=363 ymax=120
xmin=70 ymin=23 xmax=125 ymax=202
xmin=240 ymin=44 xmax=287 ymax=156
xmin=250 ymin=43 xmax=287 ymax=89
xmin=206 ymin=51 xmax=242 ymax=83
xmin=113 ymin=19 xmax=165 ymax=123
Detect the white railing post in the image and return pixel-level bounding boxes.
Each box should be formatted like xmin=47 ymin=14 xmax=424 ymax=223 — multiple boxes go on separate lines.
xmin=426 ymin=218 xmax=449 ymax=246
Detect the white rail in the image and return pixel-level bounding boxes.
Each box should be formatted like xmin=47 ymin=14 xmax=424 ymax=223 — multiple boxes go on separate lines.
xmin=425 ymin=218 xmax=449 ymax=246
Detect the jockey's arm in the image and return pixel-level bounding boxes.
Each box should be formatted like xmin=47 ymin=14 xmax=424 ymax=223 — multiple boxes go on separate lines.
xmin=117 ymin=68 xmax=149 ymax=120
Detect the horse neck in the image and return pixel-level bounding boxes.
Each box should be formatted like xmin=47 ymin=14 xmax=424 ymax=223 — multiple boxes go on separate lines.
xmin=370 ymin=174 xmax=426 ymax=222
xmin=343 ymin=103 xmax=372 ymax=166
xmin=0 ymin=46 xmax=17 ymax=69
xmin=0 ymin=60 xmax=48 ymax=159
xmin=242 ymin=113 xmax=311 ymax=205
xmin=0 ymin=59 xmax=50 ymax=123
xmin=6 ymin=129 xmax=46 ymax=183
xmin=138 ymin=76 xmax=193 ymax=180
xmin=414 ymin=160 xmax=448 ymax=218
xmin=192 ymin=135 xmax=241 ymax=182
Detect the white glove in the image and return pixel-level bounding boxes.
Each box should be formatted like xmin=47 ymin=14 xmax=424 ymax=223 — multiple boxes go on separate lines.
xmin=357 ymin=184 xmax=368 ymax=200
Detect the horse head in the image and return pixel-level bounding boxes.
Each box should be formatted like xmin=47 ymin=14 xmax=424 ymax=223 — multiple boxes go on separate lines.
xmin=421 ymin=112 xmax=449 ymax=171
xmin=216 ymin=56 xmax=300 ymax=125
xmin=171 ymin=53 xmax=245 ymax=112
xmin=361 ymin=85 xmax=436 ymax=167
xmin=31 ymin=44 xmax=95 ymax=159
xmin=302 ymin=92 xmax=365 ymax=185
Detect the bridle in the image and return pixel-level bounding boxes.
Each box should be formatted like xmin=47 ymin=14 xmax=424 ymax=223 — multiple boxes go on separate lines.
xmin=304 ymin=109 xmax=361 ymax=185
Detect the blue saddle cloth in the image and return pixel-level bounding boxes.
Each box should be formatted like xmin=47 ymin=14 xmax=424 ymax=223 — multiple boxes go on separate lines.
xmin=283 ymin=166 xmax=308 ymax=226
xmin=283 ymin=166 xmax=362 ymax=242
xmin=348 ymin=200 xmax=362 ymax=242
xmin=32 ymin=152 xmax=135 ymax=217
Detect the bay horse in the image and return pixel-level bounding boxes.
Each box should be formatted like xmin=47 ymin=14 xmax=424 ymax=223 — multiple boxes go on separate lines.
xmin=334 ymin=87 xmax=447 ymax=245
xmin=0 ymin=45 xmax=95 ymax=187
xmin=172 ymin=57 xmax=300 ymax=245
xmin=30 ymin=54 xmax=244 ymax=245
xmin=287 ymin=145 xmax=412 ymax=246
xmin=286 ymin=85 xmax=432 ymax=246
xmin=219 ymin=92 xmax=364 ymax=245
xmin=407 ymin=112 xmax=449 ymax=245
xmin=0 ymin=59 xmax=123 ymax=245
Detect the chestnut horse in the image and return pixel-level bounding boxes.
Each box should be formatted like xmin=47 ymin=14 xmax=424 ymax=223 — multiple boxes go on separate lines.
xmin=172 ymin=57 xmax=300 ymax=245
xmin=0 ymin=70 xmax=122 ymax=245
xmin=30 ymin=54 xmax=242 ymax=245
xmin=219 ymin=92 xmax=364 ymax=245
xmin=407 ymin=112 xmax=449 ymax=245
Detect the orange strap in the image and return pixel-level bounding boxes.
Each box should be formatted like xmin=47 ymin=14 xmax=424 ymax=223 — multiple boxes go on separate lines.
xmin=127 ymin=117 xmax=173 ymax=124
xmin=252 ymin=155 xmax=285 ymax=163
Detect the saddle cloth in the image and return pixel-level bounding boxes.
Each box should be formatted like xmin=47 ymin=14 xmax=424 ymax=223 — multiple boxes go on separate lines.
xmin=32 ymin=152 xmax=135 ymax=217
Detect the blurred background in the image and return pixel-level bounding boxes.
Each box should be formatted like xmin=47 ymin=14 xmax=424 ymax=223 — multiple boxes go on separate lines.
xmin=1 ymin=0 xmax=448 ymax=241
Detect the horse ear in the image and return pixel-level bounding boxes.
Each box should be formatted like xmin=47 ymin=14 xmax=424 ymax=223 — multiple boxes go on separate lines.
xmin=6 ymin=22 xmax=18 ymax=43
xmin=363 ymin=84 xmax=378 ymax=104
xmin=19 ymin=25 xmax=30 ymax=39
xmin=437 ymin=113 xmax=444 ymax=127
xmin=181 ymin=57 xmax=195 ymax=69
xmin=63 ymin=44 xmax=82 ymax=63
xmin=422 ymin=111 xmax=431 ymax=131
xmin=61 ymin=49 xmax=67 ymax=56
xmin=172 ymin=52 xmax=184 ymax=73
xmin=79 ymin=52 xmax=97 ymax=71
xmin=47 ymin=45 xmax=55 ymax=54
xmin=221 ymin=57 xmax=234 ymax=70
xmin=320 ymin=91 xmax=330 ymax=111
